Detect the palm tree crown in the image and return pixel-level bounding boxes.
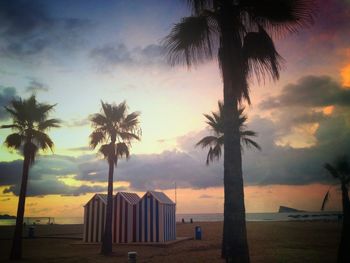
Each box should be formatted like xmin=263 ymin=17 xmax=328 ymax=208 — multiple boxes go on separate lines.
xmin=196 ymin=101 xmax=260 ymax=164
xmin=1 ymin=95 xmax=60 ymax=162
xmin=324 ymin=155 xmax=350 ymax=185
xmin=164 ymin=0 xmax=314 ymax=103
xmin=89 ymin=101 xmax=141 ymax=163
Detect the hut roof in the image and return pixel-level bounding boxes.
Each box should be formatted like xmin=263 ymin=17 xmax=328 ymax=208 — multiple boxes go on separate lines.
xmin=117 ymin=192 xmax=140 ymax=205
xmin=146 ymin=191 xmax=175 ymax=205
xmin=84 ymin=194 xmax=107 ymax=206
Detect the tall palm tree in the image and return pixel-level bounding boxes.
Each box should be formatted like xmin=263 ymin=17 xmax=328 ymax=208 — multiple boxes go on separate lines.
xmin=164 ymin=1 xmax=314 ymax=261
xmin=197 ymin=101 xmax=260 ymax=165
xmin=324 ymin=155 xmax=350 ymax=263
xmin=1 ymin=95 xmax=60 ymax=260
xmin=89 ymin=101 xmax=141 ymax=255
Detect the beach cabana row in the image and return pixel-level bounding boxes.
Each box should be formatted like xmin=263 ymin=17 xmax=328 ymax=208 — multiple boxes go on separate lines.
xmin=83 ymin=191 xmax=176 ymax=243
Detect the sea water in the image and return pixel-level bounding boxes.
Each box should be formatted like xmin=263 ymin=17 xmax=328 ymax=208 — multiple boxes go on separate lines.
xmin=0 ymin=212 xmax=342 ymax=226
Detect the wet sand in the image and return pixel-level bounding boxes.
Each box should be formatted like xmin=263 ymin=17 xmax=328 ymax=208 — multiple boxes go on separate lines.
xmin=0 ymin=221 xmax=340 ymax=263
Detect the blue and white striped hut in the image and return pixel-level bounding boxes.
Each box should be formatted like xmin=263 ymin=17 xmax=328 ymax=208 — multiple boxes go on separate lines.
xmin=112 ymin=192 xmax=140 ymax=243
xmin=83 ymin=194 xmax=107 ymax=243
xmin=136 ymin=191 xmax=176 ymax=243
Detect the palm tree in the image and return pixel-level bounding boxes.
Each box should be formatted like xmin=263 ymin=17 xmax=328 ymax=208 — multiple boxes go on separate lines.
xmin=324 ymin=155 xmax=350 ymax=263
xmin=1 ymin=95 xmax=60 ymax=260
xmin=164 ymin=1 xmax=314 ymax=261
xmin=197 ymin=101 xmax=260 ymax=165
xmin=89 ymin=101 xmax=141 ymax=255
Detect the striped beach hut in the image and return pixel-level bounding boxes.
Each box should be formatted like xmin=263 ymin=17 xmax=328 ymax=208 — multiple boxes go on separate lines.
xmin=136 ymin=191 xmax=176 ymax=243
xmin=83 ymin=194 xmax=107 ymax=243
xmin=112 ymin=192 xmax=140 ymax=243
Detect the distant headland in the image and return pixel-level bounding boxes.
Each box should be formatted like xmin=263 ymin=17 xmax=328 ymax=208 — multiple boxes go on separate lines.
xmin=0 ymin=214 xmax=16 ymax=219
xmin=278 ymin=206 xmax=305 ymax=213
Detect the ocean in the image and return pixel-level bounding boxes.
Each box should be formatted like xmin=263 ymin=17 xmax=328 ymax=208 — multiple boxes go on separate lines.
xmin=0 ymin=211 xmax=342 ymax=226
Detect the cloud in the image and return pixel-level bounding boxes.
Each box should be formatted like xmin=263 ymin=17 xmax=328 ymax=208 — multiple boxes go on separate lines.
xmin=1 ymin=76 xmax=349 ymax=196
xmin=0 ymin=0 xmax=92 ymax=60
xmin=25 ymin=78 xmax=49 ymax=93
xmin=64 ymin=117 xmax=90 ymax=127
xmin=0 ymin=86 xmax=17 ymax=120
xmin=90 ymin=43 xmax=166 ymax=70
xmin=259 ymin=75 xmax=350 ymax=110
xmin=199 ymin=194 xmax=222 ymax=199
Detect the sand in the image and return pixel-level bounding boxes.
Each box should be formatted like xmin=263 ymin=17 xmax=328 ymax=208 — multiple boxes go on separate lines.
xmin=0 ymin=221 xmax=341 ymax=263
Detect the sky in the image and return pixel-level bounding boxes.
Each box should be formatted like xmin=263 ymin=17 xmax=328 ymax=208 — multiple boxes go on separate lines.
xmin=1 ymin=0 xmax=350 ymax=217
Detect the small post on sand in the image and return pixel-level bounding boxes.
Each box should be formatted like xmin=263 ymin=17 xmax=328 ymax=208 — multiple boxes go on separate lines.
xmin=128 ymin=251 xmax=137 ymax=263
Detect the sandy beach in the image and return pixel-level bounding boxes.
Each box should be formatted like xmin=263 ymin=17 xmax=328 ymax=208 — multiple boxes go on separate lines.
xmin=0 ymin=221 xmax=340 ymax=263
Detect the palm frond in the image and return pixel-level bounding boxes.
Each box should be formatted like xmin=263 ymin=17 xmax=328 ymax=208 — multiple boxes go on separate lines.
xmin=320 ymin=189 xmax=330 ymax=211
xmin=196 ymin=135 xmax=220 ymax=148
xmin=242 ymin=137 xmax=261 ymax=150
xmin=324 ymin=163 xmax=340 ymax=179
xmin=187 ymin=0 xmax=214 ymax=14
xmin=32 ymin=130 xmax=54 ymax=151
xmin=4 ymin=133 xmax=24 ymax=149
xmin=121 ymin=111 xmax=140 ymax=130
xmin=89 ymin=130 xmax=105 ymax=149
xmin=243 ymin=27 xmax=282 ymax=82
xmin=119 ymin=132 xmax=140 ymax=142
xmin=206 ymin=143 xmax=222 ymax=165
xmin=163 ymin=14 xmax=218 ymax=66
xmin=90 ymin=113 xmax=108 ymax=127
xmin=112 ymin=101 xmax=127 ymax=123
xmin=240 ymin=130 xmax=258 ymax=137
xmin=116 ymin=142 xmax=130 ymax=159
xmin=38 ymin=118 xmax=61 ymax=131
xmin=242 ymin=0 xmax=316 ymax=35
xmin=0 ymin=124 xmax=22 ymax=130
xmin=99 ymin=144 xmax=111 ymax=159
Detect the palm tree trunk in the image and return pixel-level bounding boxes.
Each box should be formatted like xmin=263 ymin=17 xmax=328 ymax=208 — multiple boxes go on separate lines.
xmin=10 ymin=155 xmax=30 ymax=260
xmin=220 ymin=5 xmax=250 ymax=263
xmin=337 ymin=182 xmax=350 ymax=263
xmin=101 ymin=147 xmax=115 ymax=255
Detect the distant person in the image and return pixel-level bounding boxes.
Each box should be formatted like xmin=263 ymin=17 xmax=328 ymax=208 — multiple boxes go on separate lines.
xmin=182 ymin=218 xmax=185 ymax=223
xmin=190 ymin=218 xmax=193 ymax=224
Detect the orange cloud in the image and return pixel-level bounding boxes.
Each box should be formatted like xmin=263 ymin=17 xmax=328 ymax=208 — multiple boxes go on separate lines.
xmin=323 ymin=105 xmax=334 ymax=116
xmin=341 ymin=64 xmax=350 ymax=88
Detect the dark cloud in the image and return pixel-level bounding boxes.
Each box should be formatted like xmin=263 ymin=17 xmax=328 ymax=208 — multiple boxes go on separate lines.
xmin=0 ymin=154 xmax=123 ymax=196
xmin=259 ymin=75 xmax=350 ymax=110
xmin=0 ymin=86 xmax=17 ymax=120
xmin=25 ymin=78 xmax=49 ymax=93
xmin=90 ymin=43 xmax=166 ymax=70
xmin=3 ymin=182 xmax=106 ymax=197
xmin=0 ymin=0 xmax=92 ymax=59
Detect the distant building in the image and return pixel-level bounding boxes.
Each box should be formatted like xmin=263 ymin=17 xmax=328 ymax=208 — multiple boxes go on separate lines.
xmin=83 ymin=191 xmax=176 ymax=243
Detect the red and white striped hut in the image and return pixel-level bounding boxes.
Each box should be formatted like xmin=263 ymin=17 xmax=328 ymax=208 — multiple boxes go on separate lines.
xmin=83 ymin=194 xmax=107 ymax=243
xmin=112 ymin=192 xmax=140 ymax=243
xmin=136 ymin=191 xmax=176 ymax=243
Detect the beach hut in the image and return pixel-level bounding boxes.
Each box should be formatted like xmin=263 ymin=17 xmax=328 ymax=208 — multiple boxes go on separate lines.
xmin=136 ymin=191 xmax=176 ymax=242
xmin=112 ymin=192 xmax=140 ymax=243
xmin=83 ymin=194 xmax=107 ymax=243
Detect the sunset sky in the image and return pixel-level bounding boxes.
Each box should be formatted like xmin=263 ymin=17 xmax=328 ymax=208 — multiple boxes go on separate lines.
xmin=1 ymin=0 xmax=350 ymax=217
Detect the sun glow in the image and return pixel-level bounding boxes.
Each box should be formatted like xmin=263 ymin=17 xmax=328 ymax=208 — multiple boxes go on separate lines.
xmin=341 ymin=64 xmax=350 ymax=88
